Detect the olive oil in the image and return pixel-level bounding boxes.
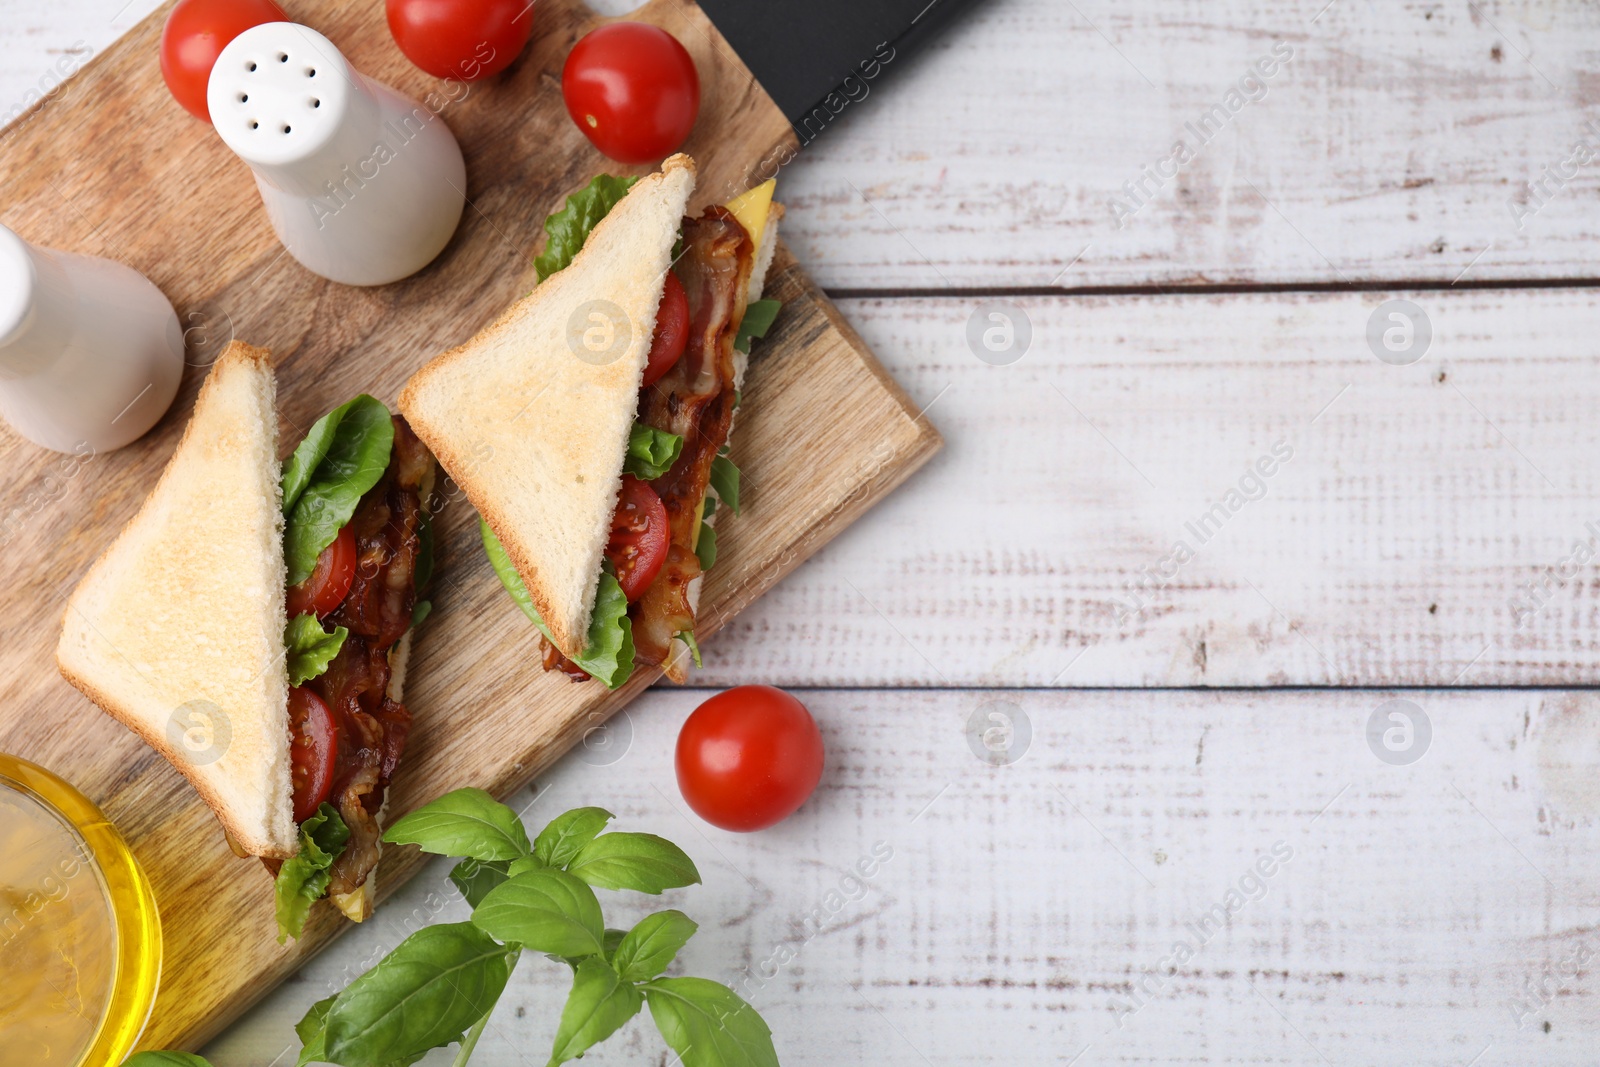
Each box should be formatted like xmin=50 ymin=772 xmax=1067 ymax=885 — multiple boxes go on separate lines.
xmin=0 ymin=755 xmax=160 ymax=1066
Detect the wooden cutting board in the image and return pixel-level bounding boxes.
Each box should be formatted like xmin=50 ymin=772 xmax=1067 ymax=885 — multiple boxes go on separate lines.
xmin=0 ymin=0 xmax=940 ymax=1051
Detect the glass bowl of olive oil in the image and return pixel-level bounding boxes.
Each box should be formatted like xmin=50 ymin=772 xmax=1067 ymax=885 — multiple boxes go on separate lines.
xmin=0 ymin=754 xmax=162 ymax=1066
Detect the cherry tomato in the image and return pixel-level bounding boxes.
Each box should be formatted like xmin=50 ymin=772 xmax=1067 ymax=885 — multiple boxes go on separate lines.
xmin=159 ymin=0 xmax=289 ymax=123
xmin=606 ymin=475 xmax=669 ymax=601
xmin=386 ymin=0 xmax=533 ymax=81
xmin=287 ymin=523 xmax=357 ymax=619
xmin=288 ymin=686 xmax=338 ymax=822
xmin=561 ymin=22 xmax=700 ymax=164
xmin=641 ymin=271 xmax=689 ymax=388
xmin=675 ymin=686 xmax=825 ymax=832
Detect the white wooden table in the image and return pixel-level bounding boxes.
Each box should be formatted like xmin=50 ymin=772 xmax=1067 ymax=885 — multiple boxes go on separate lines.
xmin=9 ymin=0 xmax=1600 ymax=1063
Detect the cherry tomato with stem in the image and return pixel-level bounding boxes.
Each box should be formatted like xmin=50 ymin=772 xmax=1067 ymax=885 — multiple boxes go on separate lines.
xmin=561 ymin=22 xmax=700 ymax=164
xmin=160 ymin=0 xmax=289 ymax=122
xmin=676 ymin=685 xmax=825 ymax=832
xmin=641 ymin=271 xmax=689 ymax=388
xmin=386 ymin=0 xmax=533 ymax=81
xmin=288 ymin=686 xmax=338 ymax=822
xmin=605 ymin=475 xmax=669 ymax=601
xmin=287 ymin=522 xmax=357 ymax=619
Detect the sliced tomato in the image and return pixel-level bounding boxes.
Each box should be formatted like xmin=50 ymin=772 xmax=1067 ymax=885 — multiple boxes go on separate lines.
xmin=288 ymin=686 xmax=338 ymax=822
xmin=641 ymin=271 xmax=689 ymax=388
xmin=287 ymin=522 xmax=357 ymax=619
xmin=606 ymin=475 xmax=670 ymax=601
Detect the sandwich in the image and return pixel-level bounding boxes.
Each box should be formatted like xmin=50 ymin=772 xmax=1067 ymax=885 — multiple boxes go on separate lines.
xmin=400 ymin=154 xmax=783 ymax=688
xmin=56 ymin=341 xmax=437 ymax=941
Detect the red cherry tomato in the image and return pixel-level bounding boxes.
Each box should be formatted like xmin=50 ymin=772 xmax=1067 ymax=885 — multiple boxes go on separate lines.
xmin=605 ymin=475 xmax=669 ymax=601
xmin=641 ymin=271 xmax=689 ymax=388
xmin=561 ymin=22 xmax=700 ymax=164
xmin=675 ymin=686 xmax=825 ymax=832
xmin=159 ymin=0 xmax=289 ymax=123
xmin=288 ymin=686 xmax=338 ymax=822
xmin=286 ymin=523 xmax=357 ymax=619
xmin=386 ymin=0 xmax=533 ymax=81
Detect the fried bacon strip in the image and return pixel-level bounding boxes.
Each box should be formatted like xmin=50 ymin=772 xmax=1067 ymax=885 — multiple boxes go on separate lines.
xmin=630 ymin=209 xmax=754 ymax=665
xmin=312 ymin=416 xmax=433 ymax=898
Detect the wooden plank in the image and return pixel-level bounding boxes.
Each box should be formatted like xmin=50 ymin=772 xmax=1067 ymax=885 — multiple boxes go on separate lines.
xmin=691 ymin=287 xmax=1600 ymax=688
xmin=772 ymin=0 xmax=1600 ymax=290
xmin=0 ymin=0 xmax=940 ymax=1052
xmin=202 ymin=687 xmax=1600 ymax=1066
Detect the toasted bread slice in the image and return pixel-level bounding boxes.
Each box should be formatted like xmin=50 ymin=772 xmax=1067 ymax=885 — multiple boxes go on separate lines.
xmin=57 ymin=342 xmax=296 ymax=858
xmin=401 ymin=155 xmax=696 ymax=657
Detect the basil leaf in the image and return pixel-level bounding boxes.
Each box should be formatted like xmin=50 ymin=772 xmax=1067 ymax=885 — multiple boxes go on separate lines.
xmin=695 ymin=521 xmax=717 ymax=570
xmin=382 ymin=787 xmax=532 ymax=861
xmin=282 ymin=396 xmax=394 ymax=585
xmin=472 ymin=868 xmax=606 ymax=957
xmin=603 ymin=927 xmax=627 ymax=960
xmin=534 ymin=807 xmax=614 ymax=868
xmin=123 ymin=1055 xmax=214 ymax=1067
xmin=549 ymin=956 xmax=645 ymax=1066
xmin=481 ymin=519 xmax=636 ymax=689
xmin=624 ymin=422 xmax=684 ymax=480
xmin=294 ymin=995 xmax=336 ymax=1067
xmin=613 ymin=910 xmax=698 ymax=983
xmin=534 ymin=175 xmax=639 ymax=283
xmin=568 ymin=833 xmax=701 ymax=894
xmin=676 ymin=630 xmax=703 ymax=669
xmin=414 ymin=515 xmax=434 ymax=590
xmin=275 ymin=804 xmax=350 ymax=944
xmin=285 ymin=612 xmax=347 ymax=687
xmin=323 ymin=923 xmax=514 ymax=1067
xmin=643 ymin=978 xmax=779 ymax=1067
xmin=709 ymin=455 xmax=741 ymax=516
xmin=733 ymin=299 xmax=782 ymax=354
xmin=450 ymin=858 xmax=511 ymax=909
xmin=411 ymin=599 xmax=432 ymax=628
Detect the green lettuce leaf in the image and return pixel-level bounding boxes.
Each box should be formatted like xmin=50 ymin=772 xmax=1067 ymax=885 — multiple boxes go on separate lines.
xmin=275 ymin=804 xmax=351 ymax=944
xmin=480 ymin=518 xmax=636 ymax=689
xmin=694 ymin=522 xmax=717 ymax=571
xmin=285 ymin=613 xmax=347 ymax=687
xmin=734 ymin=298 xmax=782 ymax=354
xmin=709 ymin=455 xmax=741 ymax=516
xmin=281 ymin=396 xmax=394 ymax=585
xmin=534 ymin=175 xmax=639 ymax=283
xmin=624 ymin=422 xmax=684 ymax=481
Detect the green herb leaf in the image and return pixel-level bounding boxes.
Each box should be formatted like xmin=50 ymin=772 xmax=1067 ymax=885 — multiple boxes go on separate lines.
xmin=323 ymin=923 xmax=515 ymax=1067
xmin=534 ymin=175 xmax=639 ymax=283
xmin=122 ymin=1054 xmax=214 ymax=1067
xmin=677 ymin=630 xmax=703 ymax=669
xmin=624 ymin=422 xmax=684 ymax=480
xmin=414 ymin=514 xmax=434 ymax=590
xmin=733 ymin=299 xmax=782 ymax=354
xmin=275 ymin=803 xmax=351 ymax=944
xmin=709 ymin=455 xmax=741 ymax=516
xmin=411 ymin=599 xmax=432 ymax=628
xmin=603 ymin=927 xmax=627 ymax=960
xmin=534 ymin=807 xmax=615 ymax=868
xmin=614 ymin=910 xmax=699 ymax=983
xmin=293 ymin=995 xmax=336 ymax=1067
xmin=568 ymin=833 xmax=701 ymax=894
xmin=285 ymin=612 xmax=348 ymax=687
xmin=382 ymin=787 xmax=532 ymax=862
xmin=548 ymin=956 xmax=645 ymax=1066
xmin=643 ymin=978 xmax=779 ymax=1067
xmin=694 ymin=520 xmax=717 ymax=570
xmin=481 ymin=518 xmax=636 ymax=689
xmin=282 ymin=396 xmax=394 ymax=585
xmin=472 ymin=869 xmax=606 ymax=957
xmin=450 ymin=858 xmax=512 ymax=909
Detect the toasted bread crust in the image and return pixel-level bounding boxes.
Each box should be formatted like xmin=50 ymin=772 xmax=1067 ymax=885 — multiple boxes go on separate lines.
xmin=57 ymin=341 xmax=297 ymax=859
xmin=400 ymin=155 xmax=696 ymax=657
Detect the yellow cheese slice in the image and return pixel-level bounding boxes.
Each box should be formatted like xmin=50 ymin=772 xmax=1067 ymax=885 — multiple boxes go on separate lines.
xmin=725 ymin=179 xmax=775 ymax=252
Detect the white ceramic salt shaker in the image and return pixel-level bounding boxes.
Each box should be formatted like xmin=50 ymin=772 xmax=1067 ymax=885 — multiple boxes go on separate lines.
xmin=206 ymin=23 xmax=467 ymax=287
xmin=0 ymin=224 xmax=184 ymax=454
